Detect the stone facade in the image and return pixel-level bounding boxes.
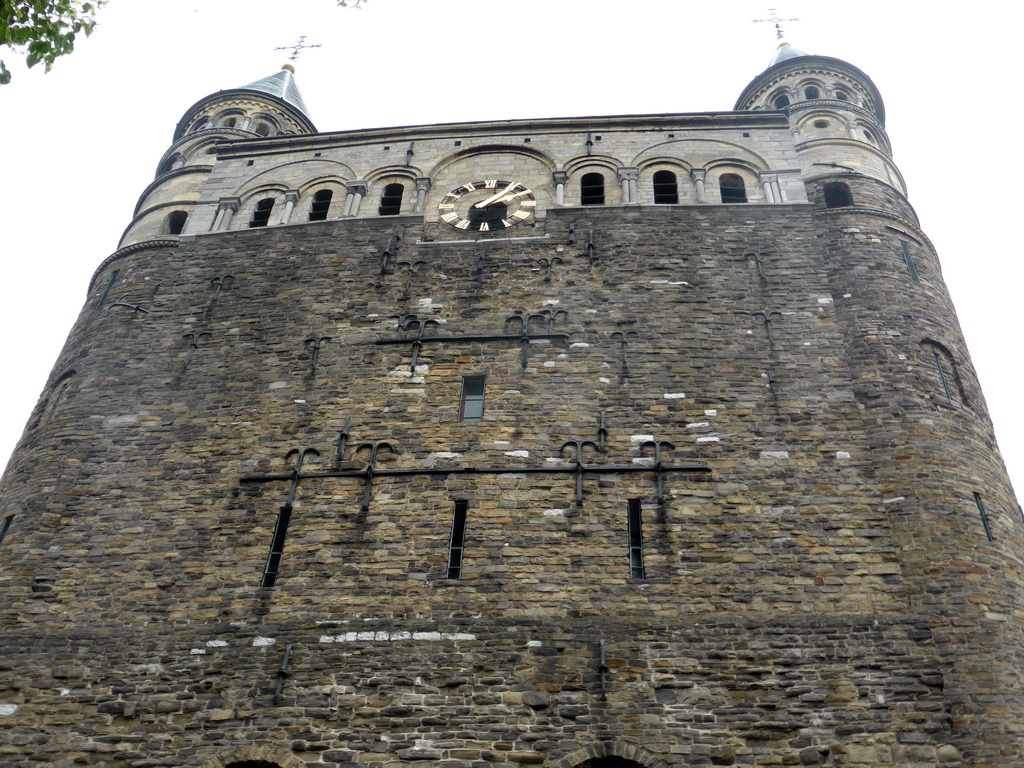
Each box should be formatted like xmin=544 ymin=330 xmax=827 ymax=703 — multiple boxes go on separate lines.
xmin=1 ymin=47 xmax=1021 ymax=768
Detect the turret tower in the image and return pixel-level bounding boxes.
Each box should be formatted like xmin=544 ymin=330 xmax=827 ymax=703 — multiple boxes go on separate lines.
xmin=735 ymin=41 xmax=908 ymax=219
xmin=119 ymin=64 xmax=316 ymax=247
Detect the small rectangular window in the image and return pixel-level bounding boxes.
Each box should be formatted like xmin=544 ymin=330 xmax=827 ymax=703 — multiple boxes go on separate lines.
xmin=900 ymin=241 xmax=920 ymax=283
xmin=460 ymin=375 xmax=485 ymax=421
xmin=447 ymin=500 xmax=469 ymax=579
xmin=974 ymin=493 xmax=995 ymax=542
xmin=628 ymin=499 xmax=645 ymax=579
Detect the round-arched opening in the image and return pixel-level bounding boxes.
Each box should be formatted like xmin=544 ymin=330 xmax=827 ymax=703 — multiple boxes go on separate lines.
xmin=249 ymin=198 xmax=274 ymax=228
xmin=165 ymin=210 xmax=189 ymax=235
xmin=378 ymin=183 xmax=405 ymax=216
xmin=804 ymin=85 xmax=820 ymax=99
xmin=773 ymin=94 xmax=791 ymax=109
xmin=578 ymin=758 xmax=647 ymax=768
xmin=580 ymin=172 xmax=605 ymax=205
xmin=652 ymin=170 xmax=678 ymax=204
xmin=719 ymin=173 xmax=747 ymax=204
xmin=309 ymin=189 xmax=334 ymax=221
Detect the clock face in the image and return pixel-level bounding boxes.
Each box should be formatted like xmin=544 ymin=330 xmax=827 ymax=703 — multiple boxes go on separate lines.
xmin=438 ymin=180 xmax=536 ymax=231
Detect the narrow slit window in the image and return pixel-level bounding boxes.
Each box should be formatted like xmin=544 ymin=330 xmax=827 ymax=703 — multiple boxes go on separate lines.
xmin=447 ymin=500 xmax=469 ymax=579
xmin=262 ymin=507 xmax=292 ymax=588
xmin=719 ymin=173 xmax=747 ymax=203
xmin=309 ymin=189 xmax=333 ymax=221
xmin=48 ymin=378 xmax=74 ymax=421
xmin=901 ymin=240 xmax=920 ymax=282
xmin=249 ymin=198 xmax=274 ymax=228
xmin=460 ymin=375 xmax=486 ymax=422
xmin=379 ymin=183 xmax=404 ymax=216
xmin=628 ymin=499 xmax=645 ymax=579
xmin=95 ymin=269 xmax=119 ymax=311
xmin=932 ymin=352 xmax=952 ymax=402
xmin=974 ymin=493 xmax=995 ymax=542
xmin=581 ymin=173 xmax=605 ymax=205
xmin=0 ymin=514 xmax=13 ymax=546
xmin=652 ymin=170 xmax=678 ymax=204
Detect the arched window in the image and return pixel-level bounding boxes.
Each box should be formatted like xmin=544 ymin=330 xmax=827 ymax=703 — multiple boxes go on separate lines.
xmin=773 ymin=94 xmax=791 ymax=109
xmin=652 ymin=170 xmax=678 ymax=204
xmin=379 ymin=183 xmax=404 ymax=216
xmin=309 ymin=190 xmax=333 ymax=221
xmin=253 ymin=123 xmax=271 ymax=137
xmin=581 ymin=172 xmax=605 ymax=205
xmin=223 ymin=116 xmax=238 ymax=128
xmin=804 ymin=85 xmax=820 ymax=99
xmin=190 ymin=117 xmax=209 ymax=132
xmin=823 ymin=182 xmax=852 ymax=209
xmin=835 ymin=90 xmax=849 ymax=102
xmin=719 ymin=173 xmax=747 ymax=203
xmin=157 ymin=156 xmax=177 ymax=176
xmin=249 ymin=198 xmax=274 ymax=228
xmin=166 ymin=210 xmax=188 ymax=235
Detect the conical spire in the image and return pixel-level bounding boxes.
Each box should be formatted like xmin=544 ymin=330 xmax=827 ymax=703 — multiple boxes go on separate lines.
xmin=242 ymin=64 xmax=311 ymax=119
xmin=768 ymin=40 xmax=808 ymax=68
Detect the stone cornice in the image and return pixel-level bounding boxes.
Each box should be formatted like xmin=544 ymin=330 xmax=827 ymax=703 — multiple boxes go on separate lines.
xmin=212 ymin=112 xmax=792 ymax=160
xmin=88 ymin=239 xmax=179 ymax=293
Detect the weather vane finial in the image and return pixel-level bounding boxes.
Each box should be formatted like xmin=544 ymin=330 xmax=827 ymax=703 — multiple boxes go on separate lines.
xmin=275 ymin=36 xmax=322 ymax=62
xmin=753 ymin=8 xmax=799 ymax=40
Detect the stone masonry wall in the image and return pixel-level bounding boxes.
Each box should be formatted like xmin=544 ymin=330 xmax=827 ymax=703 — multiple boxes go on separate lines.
xmin=0 ymin=203 xmax=1018 ymax=766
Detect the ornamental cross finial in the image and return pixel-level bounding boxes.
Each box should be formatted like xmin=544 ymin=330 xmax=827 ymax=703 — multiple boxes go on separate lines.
xmin=753 ymin=8 xmax=799 ymax=40
xmin=275 ymin=35 xmax=322 ymax=61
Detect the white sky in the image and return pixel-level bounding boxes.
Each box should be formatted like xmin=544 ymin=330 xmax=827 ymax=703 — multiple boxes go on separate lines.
xmin=2 ymin=1 xmax=1021 ymax=503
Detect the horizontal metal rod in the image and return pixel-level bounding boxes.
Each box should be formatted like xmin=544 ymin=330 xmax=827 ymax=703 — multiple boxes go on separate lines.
xmin=241 ymin=464 xmax=711 ymax=483
xmin=375 ymin=333 xmax=570 ymax=346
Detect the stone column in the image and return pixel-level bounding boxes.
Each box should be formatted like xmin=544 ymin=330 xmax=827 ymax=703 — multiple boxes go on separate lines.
xmin=212 ymin=198 xmax=239 ymax=231
xmin=553 ymin=171 xmax=567 ymax=206
xmin=691 ymin=169 xmax=707 ymax=204
xmin=240 ymin=116 xmax=251 ymax=131
xmin=759 ymin=172 xmax=781 ymax=204
xmin=618 ymin=167 xmax=639 ymax=204
xmin=280 ymin=190 xmax=300 ymax=225
xmin=414 ymin=178 xmax=431 ymax=214
xmin=791 ymin=129 xmax=801 ymax=144
xmin=344 ymin=181 xmax=368 ymax=217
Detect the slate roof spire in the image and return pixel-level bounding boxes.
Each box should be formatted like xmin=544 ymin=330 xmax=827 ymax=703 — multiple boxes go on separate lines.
xmin=241 ymin=63 xmax=311 ymax=120
xmin=768 ymin=40 xmax=809 ymax=68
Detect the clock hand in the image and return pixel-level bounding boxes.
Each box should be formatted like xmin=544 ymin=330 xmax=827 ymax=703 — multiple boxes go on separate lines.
xmin=473 ymin=183 xmax=521 ymax=209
